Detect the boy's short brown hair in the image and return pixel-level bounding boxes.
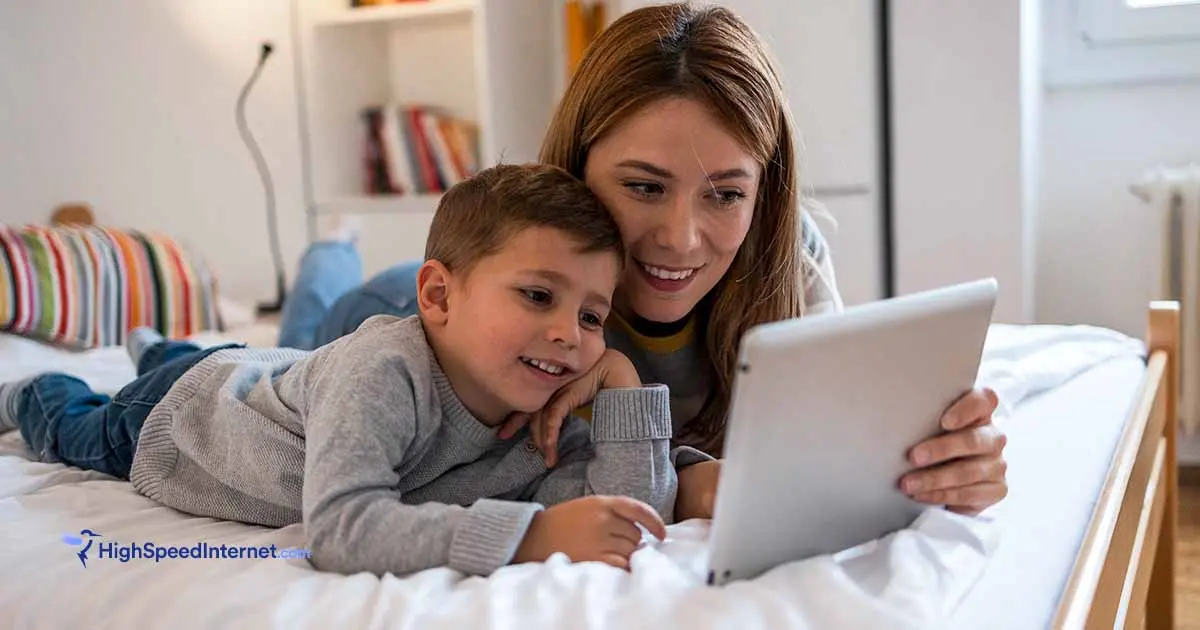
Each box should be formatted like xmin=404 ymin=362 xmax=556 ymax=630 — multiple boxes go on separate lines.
xmin=424 ymin=163 xmax=624 ymax=274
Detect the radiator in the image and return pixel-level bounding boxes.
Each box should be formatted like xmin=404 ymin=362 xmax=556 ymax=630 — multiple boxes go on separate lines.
xmin=1132 ymin=164 xmax=1200 ymax=433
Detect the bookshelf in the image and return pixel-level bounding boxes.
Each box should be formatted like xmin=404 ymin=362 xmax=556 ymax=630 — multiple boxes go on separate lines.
xmin=293 ymin=0 xmax=563 ymax=272
xmin=312 ymin=0 xmax=477 ymax=27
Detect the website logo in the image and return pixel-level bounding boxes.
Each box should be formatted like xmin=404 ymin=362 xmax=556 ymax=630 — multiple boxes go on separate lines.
xmin=61 ymin=529 xmax=102 ymax=568
xmin=59 ymin=529 xmax=310 ymax=568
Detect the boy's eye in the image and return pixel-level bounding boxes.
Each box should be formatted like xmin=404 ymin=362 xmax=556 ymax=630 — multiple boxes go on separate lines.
xmin=580 ymin=311 xmax=603 ymax=329
xmin=520 ymin=288 xmax=553 ymax=306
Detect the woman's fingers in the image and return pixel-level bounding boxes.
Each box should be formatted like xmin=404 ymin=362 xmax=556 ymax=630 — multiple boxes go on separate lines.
xmin=909 ymin=422 xmax=1006 ymax=468
xmin=901 ymin=454 xmax=1007 ymax=496
xmin=912 ymin=481 xmax=1009 ymax=514
xmin=940 ymin=387 xmax=999 ymax=431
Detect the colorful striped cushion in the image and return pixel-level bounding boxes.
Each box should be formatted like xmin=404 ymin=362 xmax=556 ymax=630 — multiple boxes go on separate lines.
xmin=0 ymin=224 xmax=222 ymax=349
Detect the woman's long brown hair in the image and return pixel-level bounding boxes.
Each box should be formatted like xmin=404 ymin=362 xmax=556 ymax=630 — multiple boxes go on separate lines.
xmin=540 ymin=3 xmax=817 ymax=455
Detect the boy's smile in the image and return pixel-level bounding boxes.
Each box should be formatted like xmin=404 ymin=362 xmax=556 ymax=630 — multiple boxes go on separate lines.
xmin=519 ymin=356 xmax=573 ymax=380
xmin=420 ymin=226 xmax=622 ymax=426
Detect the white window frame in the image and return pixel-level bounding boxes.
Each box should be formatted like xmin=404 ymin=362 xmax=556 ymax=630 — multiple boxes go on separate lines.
xmin=1045 ymin=0 xmax=1200 ymax=87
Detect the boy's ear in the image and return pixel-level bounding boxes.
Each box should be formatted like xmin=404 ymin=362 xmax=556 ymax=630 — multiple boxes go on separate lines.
xmin=416 ymin=260 xmax=453 ymax=326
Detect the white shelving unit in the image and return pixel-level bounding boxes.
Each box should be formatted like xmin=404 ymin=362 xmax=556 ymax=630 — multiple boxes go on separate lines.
xmin=311 ymin=0 xmax=477 ymax=27
xmin=292 ymin=0 xmax=562 ymax=273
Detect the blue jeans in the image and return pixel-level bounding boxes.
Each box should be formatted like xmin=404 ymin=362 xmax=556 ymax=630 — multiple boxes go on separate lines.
xmin=15 ymin=340 xmax=239 ymax=479
xmin=277 ymin=241 xmax=422 ymax=350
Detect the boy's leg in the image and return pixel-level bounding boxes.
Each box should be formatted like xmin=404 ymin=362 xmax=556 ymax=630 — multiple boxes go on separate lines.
xmin=0 ymin=340 xmax=234 ymax=478
xmin=2 ymin=374 xmax=136 ymax=478
xmin=313 ymin=260 xmax=422 ymax=347
xmin=277 ymin=240 xmax=365 ymax=351
xmin=127 ymin=328 xmax=205 ymax=375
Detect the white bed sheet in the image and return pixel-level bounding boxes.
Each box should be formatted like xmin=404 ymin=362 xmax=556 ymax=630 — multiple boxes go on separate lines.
xmin=950 ymin=355 xmax=1147 ymax=629
xmin=0 ymin=323 xmax=1146 ymax=629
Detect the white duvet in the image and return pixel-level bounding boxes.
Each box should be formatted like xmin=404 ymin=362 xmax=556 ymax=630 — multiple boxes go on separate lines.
xmin=0 ymin=323 xmax=1145 ymax=629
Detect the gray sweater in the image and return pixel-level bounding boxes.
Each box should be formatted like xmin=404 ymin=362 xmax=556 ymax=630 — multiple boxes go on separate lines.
xmin=129 ymin=315 xmax=710 ymax=577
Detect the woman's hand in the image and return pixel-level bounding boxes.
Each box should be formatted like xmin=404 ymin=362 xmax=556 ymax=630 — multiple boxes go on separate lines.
xmin=675 ymin=460 xmax=722 ymax=521
xmin=900 ymin=387 xmax=1008 ymax=515
xmin=498 ymin=348 xmax=641 ymax=466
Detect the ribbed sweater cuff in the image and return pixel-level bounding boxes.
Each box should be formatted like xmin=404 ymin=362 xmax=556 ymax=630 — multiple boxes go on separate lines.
xmin=590 ymin=385 xmax=673 ymax=442
xmin=448 ymin=499 xmax=543 ymax=575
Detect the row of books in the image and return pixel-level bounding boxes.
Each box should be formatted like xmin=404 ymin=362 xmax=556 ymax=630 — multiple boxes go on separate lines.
xmin=350 ymin=0 xmax=429 ymax=7
xmin=362 ymin=104 xmax=480 ymax=196
xmin=565 ymin=1 xmax=608 ymax=79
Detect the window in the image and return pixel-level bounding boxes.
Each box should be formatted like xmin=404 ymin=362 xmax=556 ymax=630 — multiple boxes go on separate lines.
xmin=1126 ymin=0 xmax=1200 ymax=9
xmin=1045 ymin=0 xmax=1200 ymax=87
xmin=1080 ymin=0 xmax=1200 ymax=44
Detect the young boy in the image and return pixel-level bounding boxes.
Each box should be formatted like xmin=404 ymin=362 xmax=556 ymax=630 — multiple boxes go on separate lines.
xmin=0 ymin=163 xmax=714 ymax=577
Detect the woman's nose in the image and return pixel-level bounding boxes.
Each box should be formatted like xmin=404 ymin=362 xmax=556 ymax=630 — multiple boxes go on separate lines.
xmin=652 ymin=196 xmax=702 ymax=253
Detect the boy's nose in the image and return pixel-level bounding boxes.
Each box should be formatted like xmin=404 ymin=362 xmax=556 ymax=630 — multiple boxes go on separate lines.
xmin=547 ymin=314 xmax=581 ymax=349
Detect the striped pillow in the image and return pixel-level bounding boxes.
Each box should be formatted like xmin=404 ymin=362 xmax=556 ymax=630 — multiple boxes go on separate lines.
xmin=0 ymin=224 xmax=222 ymax=349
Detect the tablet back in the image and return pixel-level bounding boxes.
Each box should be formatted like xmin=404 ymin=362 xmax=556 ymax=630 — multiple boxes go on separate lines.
xmin=706 ymin=278 xmax=998 ymax=586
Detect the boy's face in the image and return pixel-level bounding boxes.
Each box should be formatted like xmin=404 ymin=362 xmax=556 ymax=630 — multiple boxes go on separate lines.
xmin=423 ymin=226 xmax=621 ymax=425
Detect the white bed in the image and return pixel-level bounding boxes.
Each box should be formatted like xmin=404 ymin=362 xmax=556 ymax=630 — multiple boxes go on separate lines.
xmin=951 ymin=356 xmax=1146 ymax=628
xmin=0 ymin=317 xmax=1165 ymax=629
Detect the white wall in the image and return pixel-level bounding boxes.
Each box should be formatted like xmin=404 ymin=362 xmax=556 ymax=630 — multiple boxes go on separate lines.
xmin=1037 ymin=83 xmax=1200 ymax=337
xmin=889 ymin=1 xmax=1039 ymax=324
xmin=1039 ymin=3 xmax=1200 ymax=462
xmin=0 ymin=1 xmax=306 ymax=305
xmin=0 ymin=0 xmax=887 ymax=310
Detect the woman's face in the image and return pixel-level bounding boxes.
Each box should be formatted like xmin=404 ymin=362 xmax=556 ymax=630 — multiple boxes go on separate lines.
xmin=583 ymin=97 xmax=759 ymax=324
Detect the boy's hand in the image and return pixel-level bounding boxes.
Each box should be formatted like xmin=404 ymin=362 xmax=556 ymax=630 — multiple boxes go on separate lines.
xmin=511 ymin=495 xmax=668 ymax=570
xmin=499 ymin=348 xmax=641 ymax=466
xmin=675 ymin=460 xmax=722 ymax=521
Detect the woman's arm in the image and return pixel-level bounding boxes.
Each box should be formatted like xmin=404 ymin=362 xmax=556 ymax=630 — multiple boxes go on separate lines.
xmin=801 ymin=212 xmax=844 ymax=316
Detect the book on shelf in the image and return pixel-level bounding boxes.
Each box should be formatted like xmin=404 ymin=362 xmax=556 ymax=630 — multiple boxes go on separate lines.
xmin=350 ymin=0 xmax=431 ymax=7
xmin=362 ymin=104 xmax=480 ymax=196
xmin=565 ymin=1 xmax=607 ymax=79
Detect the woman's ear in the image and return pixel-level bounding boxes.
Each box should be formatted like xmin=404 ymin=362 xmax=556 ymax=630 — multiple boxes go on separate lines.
xmin=416 ymin=260 xmax=454 ymax=326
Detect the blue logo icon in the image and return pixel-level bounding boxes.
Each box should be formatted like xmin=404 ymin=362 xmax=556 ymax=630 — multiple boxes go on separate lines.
xmin=61 ymin=529 xmax=102 ymax=568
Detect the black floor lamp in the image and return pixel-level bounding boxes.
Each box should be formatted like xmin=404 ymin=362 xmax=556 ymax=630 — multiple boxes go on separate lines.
xmin=236 ymin=41 xmax=288 ymax=316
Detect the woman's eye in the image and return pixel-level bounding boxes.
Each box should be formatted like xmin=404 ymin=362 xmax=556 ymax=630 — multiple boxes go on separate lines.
xmin=713 ymin=189 xmax=748 ymax=206
xmin=624 ymin=181 xmax=664 ymax=198
xmin=521 ymin=289 xmax=553 ymax=305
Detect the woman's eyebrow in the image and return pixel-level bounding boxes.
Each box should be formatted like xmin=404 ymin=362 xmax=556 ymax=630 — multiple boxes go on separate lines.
xmin=616 ymin=160 xmax=674 ymax=179
xmin=707 ymin=168 xmax=752 ymax=182
xmin=615 ymin=160 xmax=751 ymax=183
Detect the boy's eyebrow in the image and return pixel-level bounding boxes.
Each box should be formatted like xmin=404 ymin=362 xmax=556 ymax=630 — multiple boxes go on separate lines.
xmin=522 ymin=269 xmax=612 ymax=310
xmin=616 ymin=160 xmax=752 ymax=182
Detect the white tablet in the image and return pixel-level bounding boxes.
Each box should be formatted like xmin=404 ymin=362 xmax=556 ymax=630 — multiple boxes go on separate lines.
xmin=705 ymin=278 xmax=998 ymax=586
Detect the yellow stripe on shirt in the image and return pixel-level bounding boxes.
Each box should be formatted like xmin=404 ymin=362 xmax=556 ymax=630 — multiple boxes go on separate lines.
xmin=608 ymin=311 xmax=695 ymax=354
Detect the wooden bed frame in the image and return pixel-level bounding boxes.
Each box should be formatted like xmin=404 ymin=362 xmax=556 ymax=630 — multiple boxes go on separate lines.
xmin=1052 ymin=300 xmax=1180 ymax=629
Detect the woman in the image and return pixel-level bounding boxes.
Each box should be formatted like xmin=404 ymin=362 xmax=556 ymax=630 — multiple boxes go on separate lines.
xmin=278 ymin=3 xmax=1007 ymax=518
